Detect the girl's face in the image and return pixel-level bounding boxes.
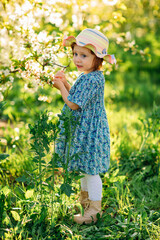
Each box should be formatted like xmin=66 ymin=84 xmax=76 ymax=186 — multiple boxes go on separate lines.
xmin=73 ymin=44 xmax=96 ymax=74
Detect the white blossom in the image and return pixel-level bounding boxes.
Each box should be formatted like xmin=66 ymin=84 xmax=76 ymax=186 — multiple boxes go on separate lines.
xmin=3 ymin=69 xmax=10 ymax=76
xmin=103 ymin=0 xmax=118 ymax=6
xmin=9 ymin=76 xmax=14 ymax=83
xmin=49 ymin=13 xmax=63 ymax=27
xmin=38 ymin=95 xmax=48 ymax=102
xmin=14 ymin=128 xmax=20 ymax=133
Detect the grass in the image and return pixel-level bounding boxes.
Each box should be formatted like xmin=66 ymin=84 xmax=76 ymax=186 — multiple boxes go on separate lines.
xmin=0 ymin=79 xmax=160 ymax=239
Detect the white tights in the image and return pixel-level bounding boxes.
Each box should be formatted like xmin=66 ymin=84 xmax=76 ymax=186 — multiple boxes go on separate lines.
xmin=81 ymin=174 xmax=102 ymax=201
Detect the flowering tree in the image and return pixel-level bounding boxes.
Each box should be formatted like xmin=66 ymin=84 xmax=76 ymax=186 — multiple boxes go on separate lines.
xmin=0 ymin=1 xmax=64 ymax=101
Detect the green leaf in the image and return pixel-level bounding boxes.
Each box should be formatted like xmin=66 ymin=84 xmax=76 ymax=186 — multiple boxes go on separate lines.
xmin=0 ymin=154 xmax=9 ymax=160
xmin=25 ymin=189 xmax=34 ymax=199
xmin=60 ymin=183 xmax=73 ymax=197
xmin=1 ymin=186 xmax=11 ymax=196
xmin=46 ymin=175 xmax=52 ymax=182
xmin=14 ymin=186 xmax=25 ymax=199
xmin=16 ymin=175 xmax=29 ymax=183
xmin=11 ymin=210 xmax=20 ymax=221
xmin=131 ymin=232 xmax=138 ymax=238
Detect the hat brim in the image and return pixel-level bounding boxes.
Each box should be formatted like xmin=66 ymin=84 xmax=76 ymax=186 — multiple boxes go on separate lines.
xmin=63 ymin=36 xmax=76 ymax=47
xmin=63 ymin=36 xmax=116 ymax=64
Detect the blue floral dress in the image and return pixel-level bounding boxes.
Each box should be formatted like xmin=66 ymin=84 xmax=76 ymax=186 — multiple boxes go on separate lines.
xmin=56 ymin=70 xmax=110 ymax=175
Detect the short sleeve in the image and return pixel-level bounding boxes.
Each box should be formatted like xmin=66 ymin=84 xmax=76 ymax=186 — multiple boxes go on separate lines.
xmin=67 ymin=75 xmax=99 ymax=109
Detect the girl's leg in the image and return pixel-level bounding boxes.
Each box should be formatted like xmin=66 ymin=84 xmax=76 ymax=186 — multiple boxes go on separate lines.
xmin=80 ymin=174 xmax=88 ymax=191
xmin=80 ymin=174 xmax=102 ymax=200
xmin=86 ymin=174 xmax=102 ymax=201
xmin=80 ymin=174 xmax=89 ymax=208
xmin=74 ymin=174 xmax=102 ymax=224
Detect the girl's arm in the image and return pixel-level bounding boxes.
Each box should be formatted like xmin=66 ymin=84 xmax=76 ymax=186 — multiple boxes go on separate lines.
xmin=64 ymin=81 xmax=71 ymax=92
xmin=51 ymin=75 xmax=79 ymax=111
xmin=59 ymin=84 xmax=79 ymax=110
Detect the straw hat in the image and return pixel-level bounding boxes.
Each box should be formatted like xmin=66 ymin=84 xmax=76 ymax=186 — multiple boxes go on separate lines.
xmin=63 ymin=28 xmax=116 ymax=64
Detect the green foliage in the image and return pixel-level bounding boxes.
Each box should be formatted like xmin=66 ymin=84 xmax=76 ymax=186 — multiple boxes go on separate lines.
xmin=102 ymin=170 xmax=160 ymax=239
xmin=28 ymin=109 xmax=82 ymax=197
xmin=0 ymin=154 xmax=9 ymax=161
xmin=0 ymin=102 xmax=5 ymax=117
xmin=0 ymin=193 xmax=5 ymax=228
xmin=139 ymin=103 xmax=160 ymax=150
xmin=117 ymin=104 xmax=160 ymax=181
xmin=29 ymin=111 xmax=59 ymax=155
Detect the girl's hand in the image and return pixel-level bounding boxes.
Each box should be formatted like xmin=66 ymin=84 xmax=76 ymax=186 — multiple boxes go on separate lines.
xmin=51 ymin=70 xmax=71 ymax=92
xmin=50 ymin=74 xmax=64 ymax=90
xmin=52 ymin=78 xmax=64 ymax=90
xmin=54 ymin=70 xmax=67 ymax=85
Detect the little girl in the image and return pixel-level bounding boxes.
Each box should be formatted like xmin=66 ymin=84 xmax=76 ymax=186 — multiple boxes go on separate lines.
xmin=51 ymin=28 xmax=116 ymax=224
